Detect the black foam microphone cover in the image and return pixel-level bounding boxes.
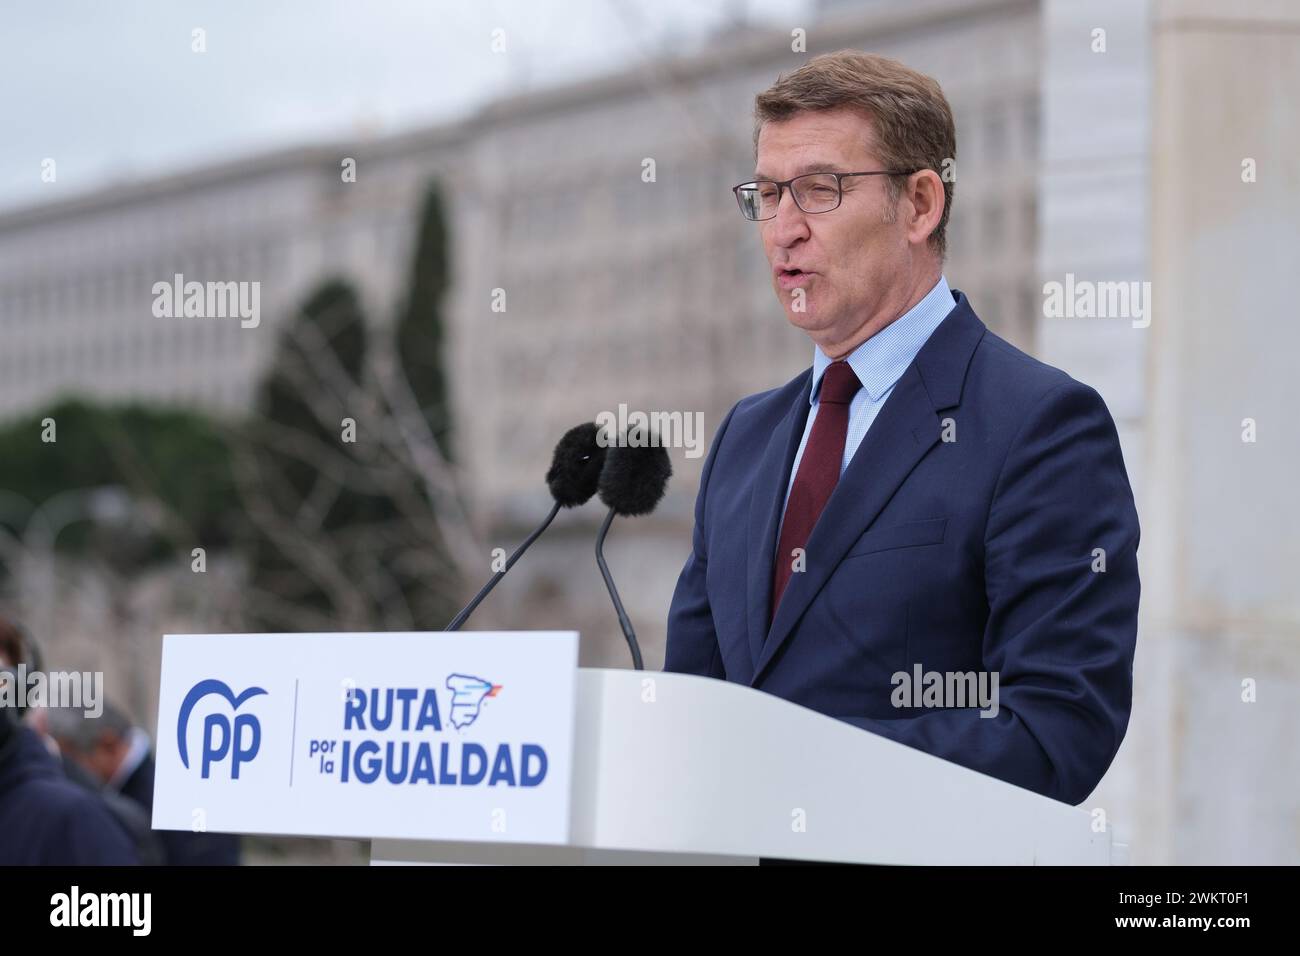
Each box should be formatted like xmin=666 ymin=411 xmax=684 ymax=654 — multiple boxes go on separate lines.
xmin=597 ymin=436 xmax=672 ymax=516
xmin=546 ymin=422 xmax=607 ymax=507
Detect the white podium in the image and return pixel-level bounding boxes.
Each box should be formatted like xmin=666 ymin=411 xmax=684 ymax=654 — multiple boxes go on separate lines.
xmin=371 ymin=668 xmax=1123 ymax=866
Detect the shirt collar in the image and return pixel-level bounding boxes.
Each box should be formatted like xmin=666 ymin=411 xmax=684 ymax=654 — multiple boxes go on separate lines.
xmin=810 ymin=275 xmax=954 ymax=403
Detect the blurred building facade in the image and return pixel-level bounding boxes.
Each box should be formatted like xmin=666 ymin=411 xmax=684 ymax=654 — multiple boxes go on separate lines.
xmin=1 ymin=0 xmax=1297 ymax=864
xmin=0 ymin=0 xmax=1044 ymax=663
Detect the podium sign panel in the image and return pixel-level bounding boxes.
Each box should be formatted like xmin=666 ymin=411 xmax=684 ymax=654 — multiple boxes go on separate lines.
xmin=153 ymin=631 xmax=579 ymax=845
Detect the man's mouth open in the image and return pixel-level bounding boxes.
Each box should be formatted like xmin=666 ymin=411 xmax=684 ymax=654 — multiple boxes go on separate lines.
xmin=777 ymin=268 xmax=815 ymax=290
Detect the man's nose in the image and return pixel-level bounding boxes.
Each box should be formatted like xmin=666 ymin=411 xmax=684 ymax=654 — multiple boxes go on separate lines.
xmin=767 ymin=188 xmax=810 ymax=246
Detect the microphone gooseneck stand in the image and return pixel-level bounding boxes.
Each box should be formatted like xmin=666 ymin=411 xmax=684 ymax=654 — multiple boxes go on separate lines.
xmin=445 ymin=500 xmax=562 ymax=632
xmin=595 ymin=507 xmax=644 ymax=670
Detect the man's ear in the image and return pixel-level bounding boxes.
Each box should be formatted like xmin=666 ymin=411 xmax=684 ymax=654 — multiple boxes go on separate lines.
xmin=904 ymin=169 xmax=945 ymax=247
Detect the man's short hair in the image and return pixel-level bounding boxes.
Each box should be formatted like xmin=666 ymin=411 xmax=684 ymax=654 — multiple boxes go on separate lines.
xmin=753 ymin=50 xmax=957 ymax=256
xmin=47 ymin=700 xmax=131 ymax=751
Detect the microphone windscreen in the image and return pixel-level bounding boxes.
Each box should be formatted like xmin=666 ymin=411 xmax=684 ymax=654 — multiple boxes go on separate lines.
xmin=598 ymin=435 xmax=672 ymax=516
xmin=546 ymin=423 xmax=607 ymax=507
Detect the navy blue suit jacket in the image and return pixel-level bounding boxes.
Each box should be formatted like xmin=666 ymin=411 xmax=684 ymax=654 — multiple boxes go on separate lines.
xmin=0 ymin=724 xmax=140 ymax=865
xmin=665 ymin=291 xmax=1140 ymax=805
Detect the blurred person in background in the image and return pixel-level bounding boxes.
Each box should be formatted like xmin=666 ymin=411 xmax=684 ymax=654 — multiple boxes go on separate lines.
xmin=49 ymin=700 xmax=242 ymax=866
xmin=0 ymin=614 xmax=140 ymax=865
xmin=30 ymin=705 xmax=164 ymax=865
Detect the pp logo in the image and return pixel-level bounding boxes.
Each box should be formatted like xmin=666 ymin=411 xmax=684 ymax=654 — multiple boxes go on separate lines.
xmin=177 ymin=679 xmax=268 ymax=779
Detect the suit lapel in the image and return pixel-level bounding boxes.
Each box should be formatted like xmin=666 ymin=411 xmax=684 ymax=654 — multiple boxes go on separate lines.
xmin=745 ymin=371 xmax=812 ymax=676
xmin=749 ymin=291 xmax=987 ymax=686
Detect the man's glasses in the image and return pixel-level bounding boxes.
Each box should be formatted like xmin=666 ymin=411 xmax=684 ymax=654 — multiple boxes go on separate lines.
xmin=732 ymin=170 xmax=917 ymax=221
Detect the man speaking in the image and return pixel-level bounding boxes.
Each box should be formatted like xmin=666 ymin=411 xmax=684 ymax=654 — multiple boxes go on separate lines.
xmin=665 ymin=51 xmax=1140 ymax=806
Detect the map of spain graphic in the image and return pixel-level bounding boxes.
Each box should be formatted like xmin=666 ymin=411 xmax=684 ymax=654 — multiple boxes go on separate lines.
xmin=445 ymin=674 xmax=501 ymax=729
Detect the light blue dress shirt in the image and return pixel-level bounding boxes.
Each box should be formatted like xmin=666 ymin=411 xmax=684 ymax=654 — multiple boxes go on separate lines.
xmin=782 ymin=275 xmax=956 ymax=516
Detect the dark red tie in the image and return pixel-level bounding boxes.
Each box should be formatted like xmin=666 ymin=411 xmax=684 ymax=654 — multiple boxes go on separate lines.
xmin=771 ymin=360 xmax=862 ymax=622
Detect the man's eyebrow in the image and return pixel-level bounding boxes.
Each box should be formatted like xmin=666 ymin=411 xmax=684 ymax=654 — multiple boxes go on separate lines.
xmin=752 ymin=161 xmax=845 ymax=180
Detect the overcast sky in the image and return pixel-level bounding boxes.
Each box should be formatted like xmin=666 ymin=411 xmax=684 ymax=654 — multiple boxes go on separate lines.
xmin=0 ymin=0 xmax=815 ymax=212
